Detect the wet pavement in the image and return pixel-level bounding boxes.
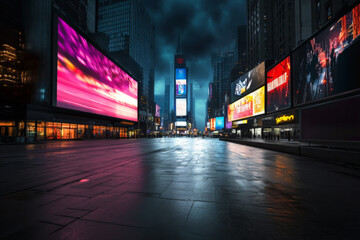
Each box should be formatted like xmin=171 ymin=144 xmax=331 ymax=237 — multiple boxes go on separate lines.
xmin=0 ymin=138 xmax=360 ymax=240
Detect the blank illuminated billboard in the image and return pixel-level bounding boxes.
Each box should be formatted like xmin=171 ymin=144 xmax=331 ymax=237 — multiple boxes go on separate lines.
xmin=266 ymin=56 xmax=291 ymax=113
xmin=57 ymin=18 xmax=138 ymax=121
xmin=176 ymin=98 xmax=187 ymax=116
xmin=228 ymin=86 xmax=265 ymax=122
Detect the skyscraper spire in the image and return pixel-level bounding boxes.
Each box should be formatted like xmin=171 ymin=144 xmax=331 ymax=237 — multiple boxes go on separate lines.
xmin=176 ymin=30 xmax=182 ymax=55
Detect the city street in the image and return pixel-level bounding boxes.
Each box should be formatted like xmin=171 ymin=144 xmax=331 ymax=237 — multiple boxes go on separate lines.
xmin=1 ymin=138 xmax=360 ymax=240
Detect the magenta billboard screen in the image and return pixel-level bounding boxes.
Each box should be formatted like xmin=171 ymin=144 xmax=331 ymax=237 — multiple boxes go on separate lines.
xmin=57 ymin=18 xmax=138 ymax=121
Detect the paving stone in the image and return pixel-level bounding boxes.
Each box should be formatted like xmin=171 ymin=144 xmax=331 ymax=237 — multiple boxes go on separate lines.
xmin=0 ymin=138 xmax=360 ymax=239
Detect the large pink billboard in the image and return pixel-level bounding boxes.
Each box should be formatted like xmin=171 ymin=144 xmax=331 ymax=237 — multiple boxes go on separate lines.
xmin=57 ymin=18 xmax=138 ymax=121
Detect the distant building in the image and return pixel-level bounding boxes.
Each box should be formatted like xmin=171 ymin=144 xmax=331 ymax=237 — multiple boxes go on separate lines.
xmin=209 ymin=51 xmax=234 ymax=118
xmin=96 ymin=0 xmax=155 ymax=134
xmin=163 ymin=81 xmax=170 ymax=131
xmin=232 ymin=25 xmax=248 ymax=83
xmin=247 ymin=0 xmax=274 ymax=68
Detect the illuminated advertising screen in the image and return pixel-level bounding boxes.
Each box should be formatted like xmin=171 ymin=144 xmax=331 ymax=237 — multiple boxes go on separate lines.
xmin=228 ymin=86 xmax=265 ymax=122
xmin=176 ymin=68 xmax=186 ymax=79
xmin=175 ymin=121 xmax=186 ymax=127
xmin=267 ymin=56 xmax=291 ymax=113
xmin=176 ymin=79 xmax=187 ymax=96
xmin=210 ymin=118 xmax=216 ymax=131
xmin=225 ymin=120 xmax=232 ymax=129
xmin=293 ymin=3 xmax=360 ymax=105
xmin=57 ymin=18 xmax=138 ymax=121
xmin=231 ymin=62 xmax=265 ymax=102
xmin=155 ymin=104 xmax=160 ymax=117
xmin=175 ymin=68 xmax=187 ymax=96
xmin=176 ymin=98 xmax=187 ymax=116
xmin=215 ymin=117 xmax=224 ymax=130
xmin=155 ymin=117 xmax=161 ymax=125
xmin=207 ymin=122 xmax=210 ymax=129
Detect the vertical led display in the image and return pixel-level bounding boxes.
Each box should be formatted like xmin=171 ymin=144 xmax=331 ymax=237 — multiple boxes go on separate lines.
xmin=228 ymin=86 xmax=265 ymax=122
xmin=57 ymin=18 xmax=138 ymax=121
xmin=155 ymin=104 xmax=160 ymax=117
xmin=176 ymin=98 xmax=187 ymax=116
xmin=175 ymin=68 xmax=187 ymax=96
xmin=215 ymin=117 xmax=224 ymax=130
xmin=210 ymin=118 xmax=216 ymax=131
xmin=266 ymin=56 xmax=291 ymax=113
xmin=293 ymin=3 xmax=360 ymax=105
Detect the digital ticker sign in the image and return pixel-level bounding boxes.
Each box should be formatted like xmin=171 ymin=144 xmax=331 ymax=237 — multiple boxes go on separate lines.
xmin=57 ymin=18 xmax=138 ymax=121
xmin=293 ymin=3 xmax=360 ymax=105
xmin=266 ymin=56 xmax=291 ymax=113
xmin=228 ymin=86 xmax=265 ymax=122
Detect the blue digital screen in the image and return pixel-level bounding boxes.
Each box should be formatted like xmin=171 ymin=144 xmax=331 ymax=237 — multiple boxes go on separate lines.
xmin=176 ymin=68 xmax=186 ymax=80
xmin=215 ymin=117 xmax=224 ymax=130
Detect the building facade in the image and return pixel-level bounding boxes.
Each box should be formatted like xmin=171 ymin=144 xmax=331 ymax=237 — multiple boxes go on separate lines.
xmin=0 ymin=0 xmax=139 ymax=143
xmin=96 ymin=0 xmax=155 ymax=136
xmin=209 ymin=51 xmax=235 ymax=118
xmin=229 ymin=1 xmax=360 ymax=142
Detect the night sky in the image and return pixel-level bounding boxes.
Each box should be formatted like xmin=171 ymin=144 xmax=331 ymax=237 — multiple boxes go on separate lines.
xmin=141 ymin=0 xmax=247 ymax=130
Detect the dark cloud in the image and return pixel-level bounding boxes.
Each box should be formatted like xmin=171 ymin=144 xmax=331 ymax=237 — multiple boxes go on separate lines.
xmin=141 ymin=0 xmax=246 ymax=130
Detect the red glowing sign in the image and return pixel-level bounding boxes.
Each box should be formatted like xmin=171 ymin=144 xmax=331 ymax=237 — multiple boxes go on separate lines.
xmin=266 ymin=56 xmax=291 ymax=113
xmin=176 ymin=57 xmax=184 ymax=64
xmin=210 ymin=118 xmax=216 ymax=131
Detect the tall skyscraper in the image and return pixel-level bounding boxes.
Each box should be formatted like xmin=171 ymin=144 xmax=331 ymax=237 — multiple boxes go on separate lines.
xmin=190 ymin=82 xmax=196 ymax=129
xmin=174 ymin=34 xmax=189 ymax=133
xmin=163 ymin=77 xmax=170 ymax=131
xmin=0 ymin=0 xmax=26 ymax=104
xmin=210 ymin=50 xmax=235 ymax=117
xmin=96 ymin=0 xmax=155 ymax=134
xmin=247 ymin=0 xmax=274 ymax=69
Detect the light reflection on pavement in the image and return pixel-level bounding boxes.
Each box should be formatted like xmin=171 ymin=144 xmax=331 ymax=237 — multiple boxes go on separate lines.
xmin=0 ymin=138 xmax=359 ymax=240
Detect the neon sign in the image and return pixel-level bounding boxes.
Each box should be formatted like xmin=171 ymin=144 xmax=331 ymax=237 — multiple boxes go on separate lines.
xmin=275 ymin=115 xmax=294 ymax=124
xmin=176 ymin=58 xmax=184 ymax=64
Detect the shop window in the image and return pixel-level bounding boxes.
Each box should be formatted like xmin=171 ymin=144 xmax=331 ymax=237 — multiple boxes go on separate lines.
xmin=18 ymin=121 xmax=25 ymax=137
xmin=78 ymin=124 xmax=86 ymax=138
xmin=120 ymin=128 xmax=126 ymax=138
xmin=26 ymin=121 xmax=36 ymax=142
xmin=0 ymin=122 xmax=16 ymax=139
xmin=93 ymin=126 xmax=106 ymax=138
xmin=62 ymin=127 xmax=70 ymax=139
xmin=36 ymin=121 xmax=45 ymax=140
xmin=46 ymin=122 xmax=61 ymax=140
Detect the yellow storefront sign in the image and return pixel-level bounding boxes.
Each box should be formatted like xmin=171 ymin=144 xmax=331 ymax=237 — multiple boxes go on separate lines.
xmin=275 ymin=115 xmax=294 ymax=124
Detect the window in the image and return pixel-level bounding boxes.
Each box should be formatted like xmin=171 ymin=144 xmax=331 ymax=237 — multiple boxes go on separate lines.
xmin=327 ymin=4 xmax=332 ymax=20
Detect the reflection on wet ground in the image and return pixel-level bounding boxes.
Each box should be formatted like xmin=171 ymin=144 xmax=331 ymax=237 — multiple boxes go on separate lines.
xmin=0 ymin=138 xmax=359 ymax=239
